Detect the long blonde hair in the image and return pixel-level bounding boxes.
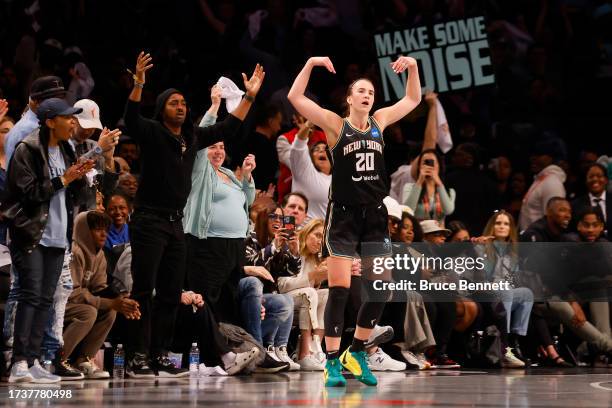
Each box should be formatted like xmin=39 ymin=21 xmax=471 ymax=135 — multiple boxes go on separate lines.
xmin=299 ymin=219 xmax=325 ymax=262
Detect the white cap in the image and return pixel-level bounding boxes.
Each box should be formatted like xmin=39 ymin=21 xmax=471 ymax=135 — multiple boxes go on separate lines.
xmin=74 ymin=99 xmax=103 ymax=130
xmin=420 ymin=219 xmax=451 ymax=236
xmin=400 ymin=205 xmax=413 ymax=216
xmin=383 ymin=196 xmax=402 ymax=219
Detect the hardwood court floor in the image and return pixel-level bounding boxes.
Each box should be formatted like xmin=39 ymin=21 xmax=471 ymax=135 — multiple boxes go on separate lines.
xmin=3 ymin=368 xmax=612 ymax=407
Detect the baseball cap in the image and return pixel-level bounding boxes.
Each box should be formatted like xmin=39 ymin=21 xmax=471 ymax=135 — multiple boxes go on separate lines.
xmin=74 ymin=99 xmax=103 ymax=130
xmin=37 ymin=98 xmax=83 ymax=122
xmin=420 ymin=220 xmax=451 ymax=236
xmin=30 ymin=76 xmax=66 ymax=101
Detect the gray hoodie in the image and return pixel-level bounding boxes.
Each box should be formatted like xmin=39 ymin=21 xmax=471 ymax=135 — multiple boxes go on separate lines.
xmin=518 ymin=164 xmax=566 ymax=231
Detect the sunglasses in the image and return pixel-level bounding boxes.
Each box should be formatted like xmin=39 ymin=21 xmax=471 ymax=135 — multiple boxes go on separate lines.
xmin=268 ymin=214 xmax=283 ymax=221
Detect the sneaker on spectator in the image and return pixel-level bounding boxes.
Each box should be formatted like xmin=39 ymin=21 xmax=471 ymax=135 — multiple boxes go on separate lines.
xmin=8 ymin=360 xmax=33 ymax=383
xmin=415 ymin=353 xmax=432 ymax=370
xmin=275 ymin=346 xmax=300 ymax=371
xmin=55 ymin=360 xmax=84 ymax=380
xmin=225 ymin=347 xmax=260 ymax=376
xmin=266 ymin=345 xmax=281 ymax=361
xmin=365 ymin=325 xmax=394 ymax=348
xmin=254 ymin=353 xmax=290 ymax=373
xmin=430 ymin=354 xmax=461 ymax=369
xmin=501 ymin=348 xmax=525 ymax=368
xmin=152 ymin=353 xmax=189 ymax=378
xmin=368 ymin=348 xmax=406 ymax=371
xmin=126 ymin=352 xmax=155 ymax=378
xmin=78 ymin=357 xmax=110 ymax=379
xmin=400 ymin=350 xmax=426 ymax=370
xmin=312 ymin=334 xmax=326 ymax=364
xmin=298 ymin=354 xmax=325 ymax=371
xmin=29 ymin=360 xmax=61 ymax=383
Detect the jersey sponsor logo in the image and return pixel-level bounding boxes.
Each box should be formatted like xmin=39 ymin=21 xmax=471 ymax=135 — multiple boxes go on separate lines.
xmin=345 ymin=132 xmax=355 ymax=138
xmin=371 ymin=128 xmax=380 ymax=138
xmin=351 ymin=174 xmax=380 ymax=182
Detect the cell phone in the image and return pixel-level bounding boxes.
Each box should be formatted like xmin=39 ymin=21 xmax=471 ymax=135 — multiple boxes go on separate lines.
xmin=423 ymin=159 xmax=434 ymax=167
xmin=283 ymin=215 xmax=296 ymax=237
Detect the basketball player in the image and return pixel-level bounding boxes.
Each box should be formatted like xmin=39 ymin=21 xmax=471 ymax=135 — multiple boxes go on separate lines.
xmin=288 ymin=56 xmax=421 ymax=386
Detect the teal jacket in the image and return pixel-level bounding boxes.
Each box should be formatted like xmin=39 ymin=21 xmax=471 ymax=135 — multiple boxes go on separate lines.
xmin=183 ymin=112 xmax=256 ymax=239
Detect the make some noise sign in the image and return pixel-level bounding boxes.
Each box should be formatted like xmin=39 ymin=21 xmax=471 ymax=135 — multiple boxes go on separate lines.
xmin=374 ymin=16 xmax=495 ymax=101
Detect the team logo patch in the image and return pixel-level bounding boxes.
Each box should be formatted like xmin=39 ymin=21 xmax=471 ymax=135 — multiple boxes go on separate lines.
xmin=371 ymin=128 xmax=380 ymax=138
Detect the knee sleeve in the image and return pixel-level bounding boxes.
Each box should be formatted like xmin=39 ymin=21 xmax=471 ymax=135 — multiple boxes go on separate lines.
xmin=357 ymin=301 xmax=386 ymax=329
xmin=324 ymin=286 xmax=350 ymax=338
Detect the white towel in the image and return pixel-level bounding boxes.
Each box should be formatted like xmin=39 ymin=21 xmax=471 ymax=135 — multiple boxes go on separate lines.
xmin=216 ymin=76 xmax=244 ymax=113
xmin=198 ymin=363 xmax=228 ymax=377
xmin=435 ymin=99 xmax=452 ymax=153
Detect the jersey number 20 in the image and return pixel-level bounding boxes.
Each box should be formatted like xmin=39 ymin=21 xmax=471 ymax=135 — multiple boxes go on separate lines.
xmin=356 ymin=152 xmax=374 ymax=172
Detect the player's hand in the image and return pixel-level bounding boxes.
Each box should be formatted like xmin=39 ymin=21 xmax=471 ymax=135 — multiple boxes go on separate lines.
xmin=308 ymin=57 xmax=336 ymax=74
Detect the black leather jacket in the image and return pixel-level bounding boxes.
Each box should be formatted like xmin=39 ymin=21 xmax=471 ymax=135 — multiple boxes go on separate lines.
xmin=4 ymin=129 xmax=86 ymax=251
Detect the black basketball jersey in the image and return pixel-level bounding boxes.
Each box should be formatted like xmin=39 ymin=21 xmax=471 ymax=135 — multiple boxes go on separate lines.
xmin=328 ymin=117 xmax=388 ymax=205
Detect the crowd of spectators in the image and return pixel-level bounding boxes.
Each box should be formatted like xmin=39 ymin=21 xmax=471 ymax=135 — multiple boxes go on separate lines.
xmin=1 ymin=0 xmax=612 ymax=383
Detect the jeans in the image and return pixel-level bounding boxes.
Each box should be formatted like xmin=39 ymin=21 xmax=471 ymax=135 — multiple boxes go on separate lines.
xmin=10 ymin=244 xmax=65 ymax=363
xmin=41 ymin=251 xmax=73 ymax=361
xmin=3 ymin=265 xmax=19 ymax=348
xmin=500 ymin=287 xmax=534 ymax=336
xmin=4 ymin=251 xmax=73 ymax=362
xmin=238 ymin=277 xmax=294 ymax=347
xmin=127 ymin=210 xmax=186 ymax=357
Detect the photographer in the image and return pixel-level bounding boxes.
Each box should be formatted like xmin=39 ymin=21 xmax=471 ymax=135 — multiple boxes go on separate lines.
xmin=401 ymin=149 xmax=455 ymax=224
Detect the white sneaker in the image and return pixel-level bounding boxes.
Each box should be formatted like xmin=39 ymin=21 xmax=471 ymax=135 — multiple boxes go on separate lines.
xmin=501 ymin=347 xmax=525 ymax=368
xmin=368 ymin=348 xmax=406 ymax=371
xmin=78 ymin=357 xmax=110 ymax=379
xmin=415 ymin=352 xmax=432 ymax=370
xmin=365 ymin=325 xmax=394 ymax=348
xmin=8 ymin=360 xmax=33 ymax=383
xmin=266 ymin=345 xmax=281 ymax=362
xmin=274 ymin=346 xmax=300 ymax=371
xmin=401 ymin=350 xmax=424 ymax=370
xmin=29 ymin=360 xmax=61 ymax=383
xmin=311 ymin=334 xmax=326 ymax=364
xmin=297 ymin=354 xmax=325 ymax=371
xmin=225 ymin=347 xmax=260 ymax=376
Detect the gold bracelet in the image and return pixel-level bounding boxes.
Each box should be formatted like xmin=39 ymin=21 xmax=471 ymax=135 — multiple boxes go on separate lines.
xmin=126 ymin=69 xmax=145 ymax=86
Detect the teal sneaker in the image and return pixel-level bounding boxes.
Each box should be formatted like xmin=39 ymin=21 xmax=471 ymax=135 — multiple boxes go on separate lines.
xmin=324 ymin=358 xmax=346 ymax=387
xmin=340 ymin=348 xmax=378 ymax=386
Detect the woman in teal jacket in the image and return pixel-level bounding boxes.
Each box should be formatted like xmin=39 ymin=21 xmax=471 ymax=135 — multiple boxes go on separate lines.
xmin=183 ymin=86 xmax=256 ymax=323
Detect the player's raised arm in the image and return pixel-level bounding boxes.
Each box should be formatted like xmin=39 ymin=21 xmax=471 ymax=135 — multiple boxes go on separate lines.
xmin=288 ymin=57 xmax=344 ymax=147
xmin=373 ymin=56 xmax=422 ymax=131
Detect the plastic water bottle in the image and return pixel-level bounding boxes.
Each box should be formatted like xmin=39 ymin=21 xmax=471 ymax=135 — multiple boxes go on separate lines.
xmin=113 ymin=344 xmax=125 ymax=379
xmin=189 ymin=343 xmax=200 ymax=377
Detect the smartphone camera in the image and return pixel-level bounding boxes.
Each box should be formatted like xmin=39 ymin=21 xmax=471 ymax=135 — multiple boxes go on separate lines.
xmin=283 ymin=215 xmax=296 ymax=238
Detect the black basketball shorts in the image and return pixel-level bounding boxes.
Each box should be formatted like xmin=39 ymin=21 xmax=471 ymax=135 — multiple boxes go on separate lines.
xmin=322 ymin=201 xmax=392 ymax=259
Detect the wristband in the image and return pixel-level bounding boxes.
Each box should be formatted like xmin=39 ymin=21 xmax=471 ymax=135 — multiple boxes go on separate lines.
xmin=134 ymin=82 xmax=144 ymax=89
xmin=244 ymin=94 xmax=255 ymax=103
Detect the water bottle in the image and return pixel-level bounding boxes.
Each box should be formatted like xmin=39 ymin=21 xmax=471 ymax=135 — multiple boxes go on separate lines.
xmin=189 ymin=343 xmax=200 ymax=377
xmin=113 ymin=344 xmax=125 ymax=379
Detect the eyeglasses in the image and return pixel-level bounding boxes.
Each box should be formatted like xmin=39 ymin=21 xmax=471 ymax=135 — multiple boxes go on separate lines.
xmin=268 ymin=214 xmax=283 ymax=221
